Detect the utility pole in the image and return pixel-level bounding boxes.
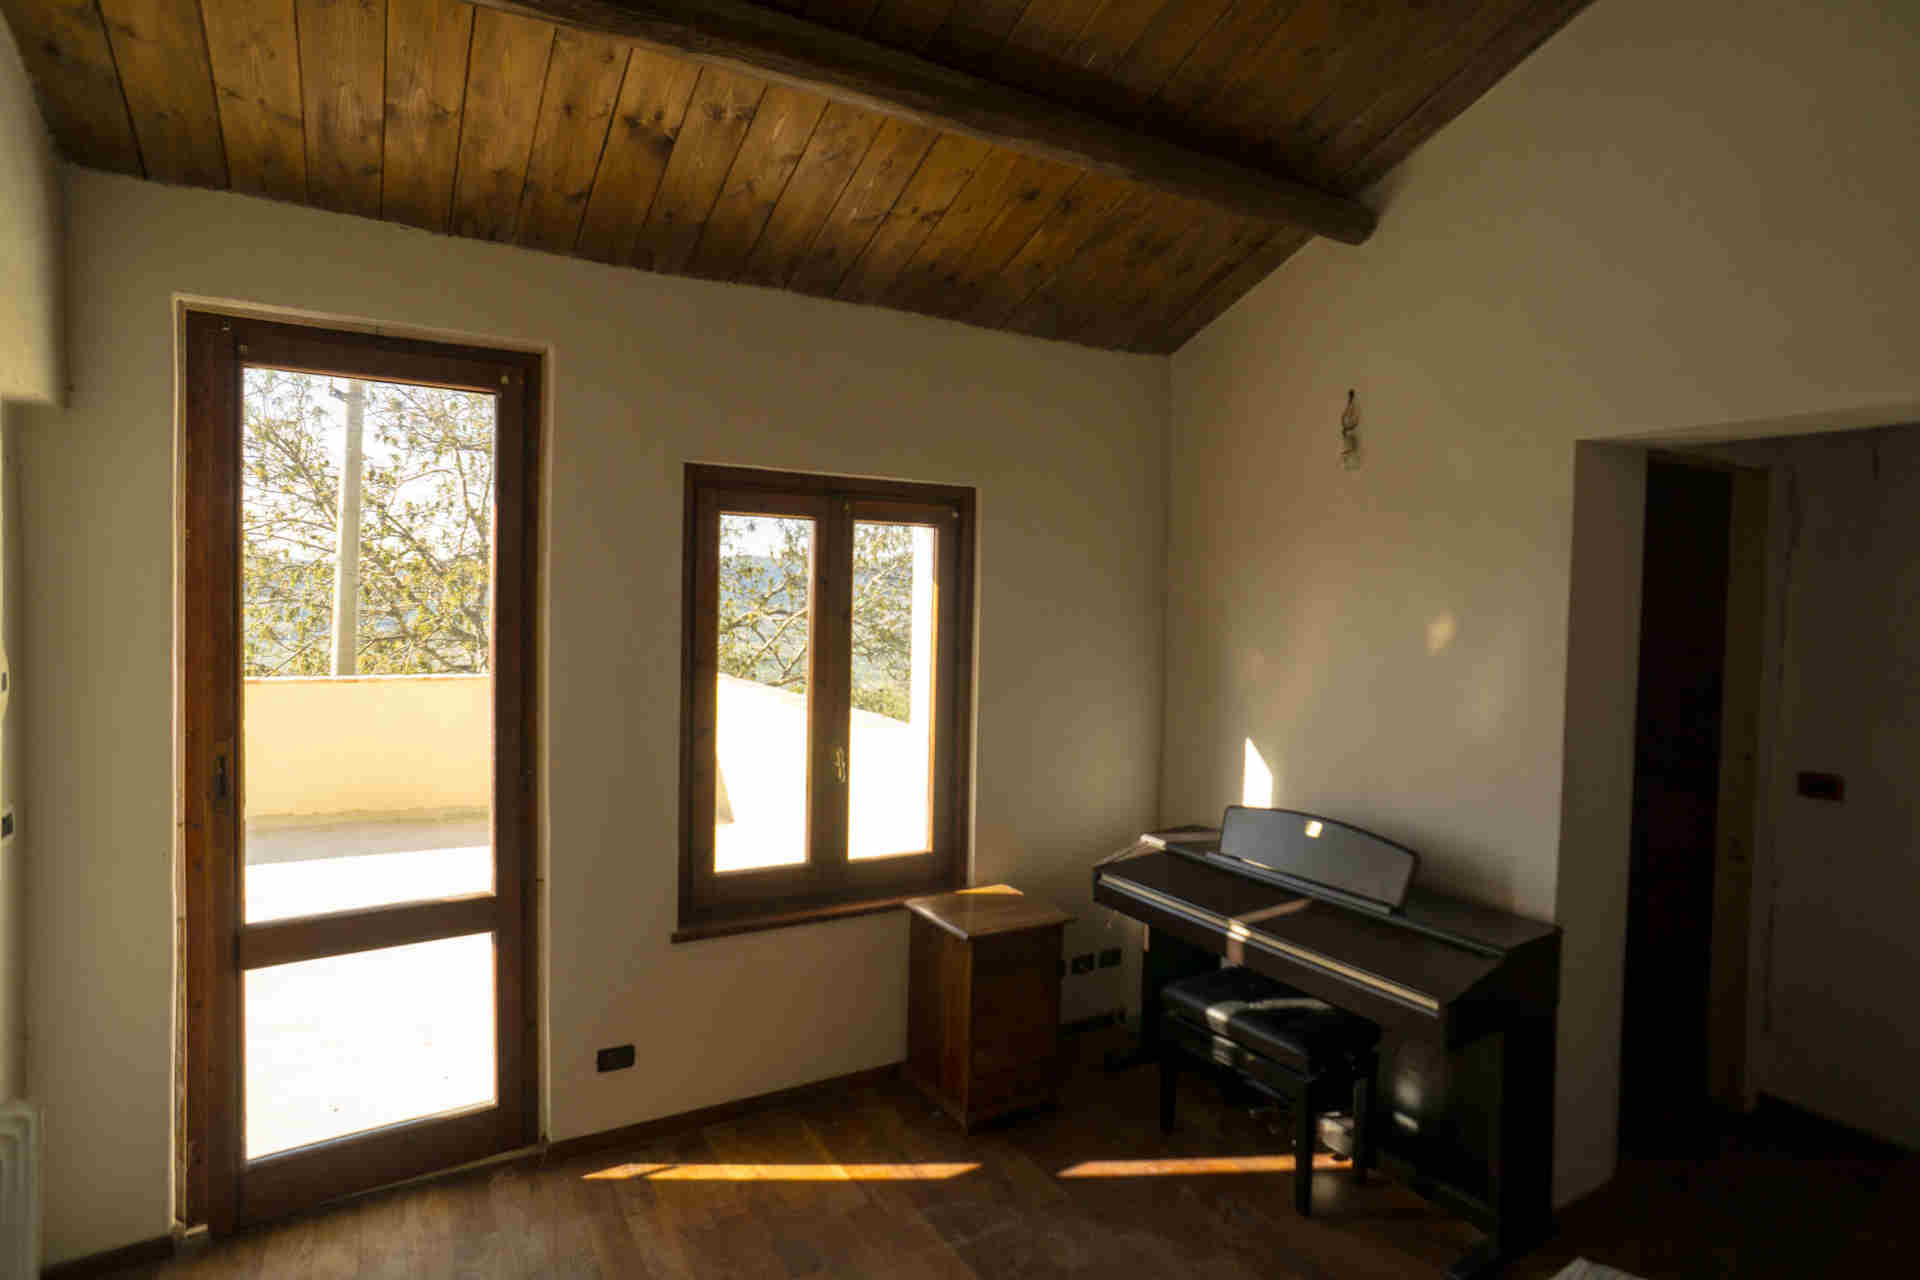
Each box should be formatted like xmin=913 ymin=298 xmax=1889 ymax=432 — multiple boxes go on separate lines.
xmin=329 ymin=380 xmax=365 ymax=675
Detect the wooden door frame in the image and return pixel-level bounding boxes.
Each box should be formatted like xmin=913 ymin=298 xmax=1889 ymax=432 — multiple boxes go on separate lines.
xmin=178 ymin=310 xmax=542 ymax=1233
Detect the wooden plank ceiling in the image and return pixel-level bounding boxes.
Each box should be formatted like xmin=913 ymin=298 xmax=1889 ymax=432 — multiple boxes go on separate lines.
xmin=1 ymin=0 xmax=1589 ymax=352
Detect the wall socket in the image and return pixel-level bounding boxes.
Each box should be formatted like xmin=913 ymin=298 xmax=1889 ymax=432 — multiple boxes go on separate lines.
xmin=1068 ymin=952 xmax=1096 ymax=975
xmin=1097 ymin=947 xmax=1122 ymax=969
xmin=596 ymin=1044 xmax=635 ymax=1072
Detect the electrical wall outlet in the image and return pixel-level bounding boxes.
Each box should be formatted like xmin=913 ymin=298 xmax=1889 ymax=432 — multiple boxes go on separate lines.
xmin=596 ymin=1044 xmax=636 ymax=1072
xmin=1069 ymin=952 xmax=1096 ymax=975
xmin=1097 ymin=947 xmax=1122 ymax=969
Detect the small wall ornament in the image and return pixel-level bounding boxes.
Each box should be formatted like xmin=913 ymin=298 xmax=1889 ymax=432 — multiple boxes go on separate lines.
xmin=1340 ymin=389 xmax=1362 ymax=470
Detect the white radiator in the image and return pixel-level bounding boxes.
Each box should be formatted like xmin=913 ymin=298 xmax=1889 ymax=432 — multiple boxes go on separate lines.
xmin=0 ymin=1102 xmax=37 ymax=1280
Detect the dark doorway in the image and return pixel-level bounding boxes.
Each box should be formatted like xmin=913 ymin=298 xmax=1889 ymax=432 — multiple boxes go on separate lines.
xmin=1620 ymin=458 xmax=1735 ymax=1156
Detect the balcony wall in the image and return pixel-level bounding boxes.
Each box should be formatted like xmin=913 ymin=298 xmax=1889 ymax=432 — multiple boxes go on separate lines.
xmin=243 ymin=675 xmax=490 ymax=817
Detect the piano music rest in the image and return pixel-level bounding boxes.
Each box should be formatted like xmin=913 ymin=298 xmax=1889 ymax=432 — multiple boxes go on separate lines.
xmin=1158 ymin=966 xmax=1378 ymax=1216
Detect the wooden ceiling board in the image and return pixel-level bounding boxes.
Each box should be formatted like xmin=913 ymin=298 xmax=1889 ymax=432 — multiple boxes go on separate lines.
xmin=449 ymin=7 xmax=555 ymax=241
xmin=893 ymin=154 xmax=1079 ymax=318
xmin=833 ymin=131 xmax=990 ymax=305
xmin=515 ymin=28 xmax=629 ymax=252
xmin=0 ymin=0 xmax=141 ymax=173
xmin=199 ymin=0 xmax=307 ymax=201
xmin=863 ymin=0 xmax=956 ymax=51
xmin=297 ymin=0 xmax=388 ymax=217
xmin=1270 ymin=0 xmax=1480 ymax=173
xmin=96 ymin=0 xmax=227 ymax=187
xmin=973 ymin=0 xmax=1259 ymax=346
xmin=1158 ymin=0 xmax=1594 ymax=349
xmin=798 ymin=0 xmax=878 ymax=33
xmin=1085 ymin=0 xmax=1234 ymax=120
xmin=1056 ymin=0 xmax=1179 ymax=97
xmin=684 ymin=82 xmax=830 ymax=278
xmin=882 ymin=143 xmax=1030 ymax=311
xmin=5 ymin=0 xmax=1594 ymax=351
xmin=1004 ymin=184 xmax=1165 ymax=341
xmin=381 ymin=0 xmax=475 ymax=231
xmin=573 ymin=46 xmax=701 ymax=261
xmin=1112 ymin=200 xmax=1265 ymax=349
xmin=783 ymin=114 xmax=935 ymax=296
xmin=1301 ymin=0 xmax=1531 ymax=183
xmin=963 ymin=171 xmax=1131 ymax=327
xmin=996 ymin=0 xmax=1107 ymax=86
xmin=1148 ymin=0 xmax=1296 ymax=126
xmin=920 ymin=0 xmax=1029 ymax=72
xmin=735 ymin=101 xmax=885 ymax=287
xmin=629 ymin=65 xmax=765 ymax=274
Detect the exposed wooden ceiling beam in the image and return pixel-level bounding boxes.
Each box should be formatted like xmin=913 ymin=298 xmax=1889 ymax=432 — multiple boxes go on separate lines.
xmin=462 ymin=0 xmax=1378 ymax=245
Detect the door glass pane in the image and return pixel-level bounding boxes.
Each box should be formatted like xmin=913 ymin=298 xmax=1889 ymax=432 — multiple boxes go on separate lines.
xmin=244 ymin=932 xmax=496 ymax=1159
xmin=850 ymin=522 xmax=937 ymax=859
xmin=239 ymin=369 xmax=496 ymax=922
xmin=715 ymin=514 xmax=814 ymax=871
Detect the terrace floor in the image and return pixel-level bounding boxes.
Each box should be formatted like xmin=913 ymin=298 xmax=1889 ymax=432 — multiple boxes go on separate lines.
xmin=242 ymin=811 xmax=496 ymax=1159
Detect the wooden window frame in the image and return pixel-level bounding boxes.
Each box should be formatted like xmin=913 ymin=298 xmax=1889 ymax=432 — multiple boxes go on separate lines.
xmin=677 ymin=464 xmax=975 ymax=938
xmin=178 ymin=312 xmax=542 ymax=1232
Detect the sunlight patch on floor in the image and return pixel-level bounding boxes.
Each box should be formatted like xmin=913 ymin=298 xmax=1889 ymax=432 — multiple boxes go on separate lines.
xmin=1057 ymin=1153 xmax=1347 ymax=1177
xmin=584 ymin=1161 xmax=980 ymax=1182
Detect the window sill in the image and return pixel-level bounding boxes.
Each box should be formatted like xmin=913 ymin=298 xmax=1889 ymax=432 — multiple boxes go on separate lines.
xmin=671 ymin=893 xmax=922 ymax=944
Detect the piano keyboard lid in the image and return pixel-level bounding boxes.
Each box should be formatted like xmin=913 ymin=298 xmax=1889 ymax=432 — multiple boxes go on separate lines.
xmin=1100 ymin=850 xmax=1506 ymax=1012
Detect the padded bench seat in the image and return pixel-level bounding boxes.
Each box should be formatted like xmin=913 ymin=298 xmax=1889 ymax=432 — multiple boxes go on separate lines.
xmin=1158 ymin=966 xmax=1379 ymax=1216
xmin=1160 ymin=965 xmax=1380 ymax=1073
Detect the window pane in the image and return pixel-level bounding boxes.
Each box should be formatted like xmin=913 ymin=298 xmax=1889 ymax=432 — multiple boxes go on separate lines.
xmin=239 ymin=368 xmax=497 ymax=922
xmin=715 ymin=514 xmax=815 ymax=872
xmin=849 ymin=523 xmax=937 ymax=860
xmin=244 ymin=932 xmax=496 ymax=1159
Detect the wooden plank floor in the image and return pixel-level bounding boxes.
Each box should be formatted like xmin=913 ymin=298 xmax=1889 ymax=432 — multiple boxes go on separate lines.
xmin=105 ymin=1036 xmax=1917 ymax=1278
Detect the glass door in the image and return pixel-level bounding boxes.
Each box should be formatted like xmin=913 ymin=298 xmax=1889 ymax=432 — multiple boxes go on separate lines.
xmin=181 ymin=314 xmax=539 ymax=1231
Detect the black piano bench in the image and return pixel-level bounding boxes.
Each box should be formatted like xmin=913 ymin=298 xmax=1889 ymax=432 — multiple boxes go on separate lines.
xmin=1158 ymin=966 xmax=1379 ymax=1218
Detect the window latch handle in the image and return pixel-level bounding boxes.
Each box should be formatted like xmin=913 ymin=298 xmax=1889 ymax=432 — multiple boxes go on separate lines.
xmin=833 ymin=745 xmax=847 ymax=784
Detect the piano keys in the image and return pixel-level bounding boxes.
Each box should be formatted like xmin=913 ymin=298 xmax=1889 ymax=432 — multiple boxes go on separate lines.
xmin=1094 ymin=807 xmax=1561 ymax=1279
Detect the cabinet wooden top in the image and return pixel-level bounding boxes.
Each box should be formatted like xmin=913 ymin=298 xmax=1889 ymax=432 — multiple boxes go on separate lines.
xmin=905 ymin=886 xmax=1072 ymax=941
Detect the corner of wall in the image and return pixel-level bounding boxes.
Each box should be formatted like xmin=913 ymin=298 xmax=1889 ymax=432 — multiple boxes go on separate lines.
xmin=1550 ymin=441 xmax=1648 ymax=1207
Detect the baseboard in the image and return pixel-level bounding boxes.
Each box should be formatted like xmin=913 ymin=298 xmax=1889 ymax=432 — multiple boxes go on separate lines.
xmin=41 ymin=1234 xmax=175 ymax=1279
xmin=545 ymin=1062 xmax=901 ymax=1162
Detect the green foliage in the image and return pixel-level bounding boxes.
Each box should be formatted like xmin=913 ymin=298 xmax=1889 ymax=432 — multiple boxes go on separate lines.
xmin=242 ymin=368 xmax=496 ymax=677
xmin=850 ymin=523 xmax=915 ymax=720
xmin=715 ymin=516 xmax=920 ymax=722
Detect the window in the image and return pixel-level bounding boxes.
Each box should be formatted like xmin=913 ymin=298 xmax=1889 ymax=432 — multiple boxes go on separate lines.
xmin=677 ymin=465 xmax=975 ymax=937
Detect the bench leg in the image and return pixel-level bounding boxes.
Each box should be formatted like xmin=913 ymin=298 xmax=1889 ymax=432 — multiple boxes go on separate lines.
xmin=1295 ymin=1093 xmax=1316 ymax=1217
xmin=1352 ymin=1064 xmax=1374 ymax=1182
xmin=1159 ymin=1050 xmax=1178 ymax=1134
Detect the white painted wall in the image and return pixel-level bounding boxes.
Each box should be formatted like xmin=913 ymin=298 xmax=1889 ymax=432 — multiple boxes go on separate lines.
xmin=19 ymin=167 xmax=1166 ymax=1264
xmin=1698 ymin=426 xmax=1920 ymax=1149
xmin=1167 ymin=0 xmax=1920 ymax=1208
xmin=0 ymin=13 xmax=60 ymax=404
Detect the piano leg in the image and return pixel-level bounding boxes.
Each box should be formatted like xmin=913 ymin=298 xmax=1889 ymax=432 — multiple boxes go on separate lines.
xmin=1103 ymin=927 xmax=1218 ymax=1073
xmin=1445 ymin=1014 xmax=1557 ymax=1279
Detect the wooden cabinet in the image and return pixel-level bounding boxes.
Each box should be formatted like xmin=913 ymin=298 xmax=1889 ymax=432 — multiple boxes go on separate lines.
xmin=904 ymin=887 xmax=1071 ymax=1130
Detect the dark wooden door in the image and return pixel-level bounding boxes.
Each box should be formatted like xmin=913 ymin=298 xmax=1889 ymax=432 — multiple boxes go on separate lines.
xmin=180 ymin=313 xmax=541 ymax=1232
xmin=1621 ymin=459 xmax=1733 ymax=1155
